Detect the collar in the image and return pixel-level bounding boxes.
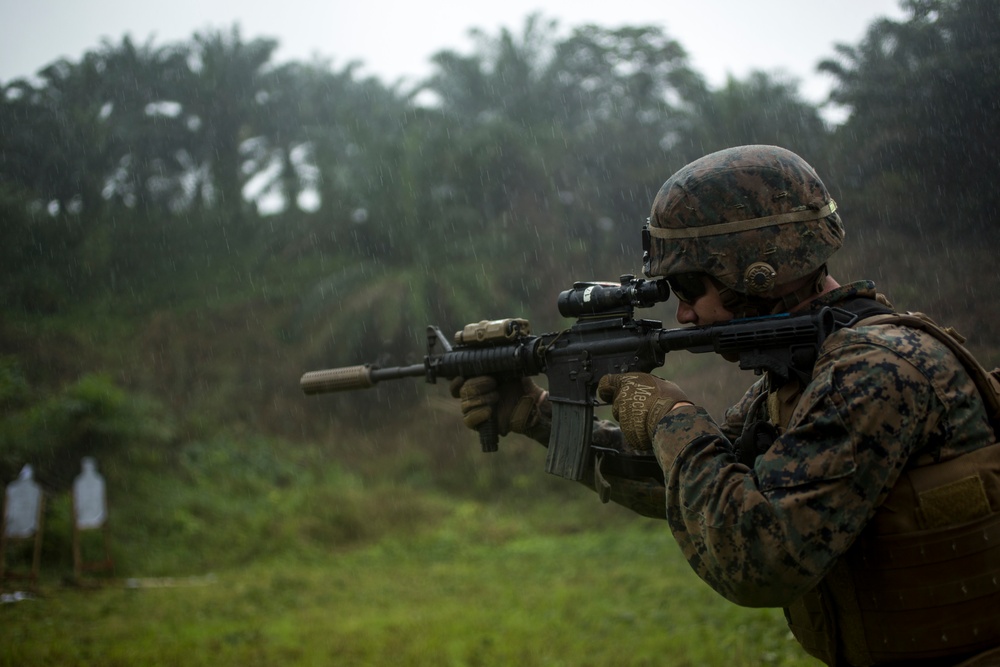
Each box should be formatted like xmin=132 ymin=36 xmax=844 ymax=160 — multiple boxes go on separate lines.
xmin=808 ymin=280 xmax=879 ymax=310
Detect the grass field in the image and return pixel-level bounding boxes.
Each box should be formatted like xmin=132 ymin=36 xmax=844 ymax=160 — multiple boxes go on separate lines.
xmin=2 ymin=500 xmax=820 ymax=667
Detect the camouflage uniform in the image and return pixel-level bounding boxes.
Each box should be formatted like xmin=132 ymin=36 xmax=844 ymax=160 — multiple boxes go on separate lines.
xmin=651 ymin=280 xmax=999 ymax=665
xmin=511 ymin=145 xmax=1000 ymax=664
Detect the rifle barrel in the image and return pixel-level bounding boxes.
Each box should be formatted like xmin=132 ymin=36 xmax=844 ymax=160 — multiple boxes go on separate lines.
xmin=300 ymin=363 xmax=426 ymax=394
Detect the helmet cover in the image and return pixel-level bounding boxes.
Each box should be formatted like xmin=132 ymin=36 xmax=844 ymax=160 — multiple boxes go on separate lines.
xmin=644 ymin=145 xmax=844 ymax=296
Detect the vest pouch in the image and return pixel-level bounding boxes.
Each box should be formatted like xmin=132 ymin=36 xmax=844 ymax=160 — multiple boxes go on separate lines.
xmin=787 ymin=444 xmax=1000 ymax=665
xmin=845 ymin=508 xmax=1000 ymax=663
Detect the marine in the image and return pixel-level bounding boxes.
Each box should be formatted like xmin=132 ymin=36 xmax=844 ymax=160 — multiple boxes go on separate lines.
xmin=451 ymin=145 xmax=1000 ymax=666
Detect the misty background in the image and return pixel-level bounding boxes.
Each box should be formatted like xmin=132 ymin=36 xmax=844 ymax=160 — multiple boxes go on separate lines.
xmin=1 ymin=1 xmax=998 ymax=662
xmin=1 ymin=1 xmax=906 ymax=109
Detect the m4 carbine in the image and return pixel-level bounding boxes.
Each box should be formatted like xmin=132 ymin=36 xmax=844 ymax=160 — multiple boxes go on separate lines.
xmin=301 ymin=275 xmax=839 ymax=482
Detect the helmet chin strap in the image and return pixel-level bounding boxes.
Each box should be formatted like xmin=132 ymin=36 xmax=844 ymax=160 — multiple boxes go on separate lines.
xmin=719 ymin=266 xmax=828 ymax=318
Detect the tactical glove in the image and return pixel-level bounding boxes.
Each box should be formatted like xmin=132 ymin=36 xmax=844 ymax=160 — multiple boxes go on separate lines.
xmin=597 ymin=373 xmax=691 ymax=451
xmin=449 ymin=376 xmax=547 ymax=436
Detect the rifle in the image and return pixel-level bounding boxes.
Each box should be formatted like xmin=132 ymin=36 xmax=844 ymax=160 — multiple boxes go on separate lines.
xmin=300 ymin=274 xmax=840 ymax=482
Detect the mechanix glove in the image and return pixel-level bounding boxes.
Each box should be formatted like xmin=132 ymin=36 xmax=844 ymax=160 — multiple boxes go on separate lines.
xmin=449 ymin=376 xmax=547 ymax=437
xmin=597 ymin=372 xmax=690 ymax=451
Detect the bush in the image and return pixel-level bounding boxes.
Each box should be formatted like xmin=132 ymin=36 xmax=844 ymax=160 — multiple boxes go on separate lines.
xmin=0 ymin=365 xmax=174 ymax=488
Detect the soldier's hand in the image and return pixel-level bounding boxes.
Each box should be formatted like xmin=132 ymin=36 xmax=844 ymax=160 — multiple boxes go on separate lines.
xmin=597 ymin=373 xmax=691 ymax=450
xmin=449 ymin=376 xmax=547 ymax=436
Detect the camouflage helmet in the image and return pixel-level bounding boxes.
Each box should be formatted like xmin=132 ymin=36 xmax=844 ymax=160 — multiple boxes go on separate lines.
xmin=643 ymin=145 xmax=844 ymax=299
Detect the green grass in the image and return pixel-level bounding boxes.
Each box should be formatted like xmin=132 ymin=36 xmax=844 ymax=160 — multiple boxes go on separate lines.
xmin=0 ymin=364 xmax=817 ymax=666
xmin=2 ymin=504 xmax=820 ymax=667
xmin=0 ymin=401 xmax=821 ymax=666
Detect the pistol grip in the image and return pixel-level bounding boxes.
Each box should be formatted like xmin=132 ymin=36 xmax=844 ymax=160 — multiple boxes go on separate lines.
xmin=478 ymin=417 xmax=499 ymax=453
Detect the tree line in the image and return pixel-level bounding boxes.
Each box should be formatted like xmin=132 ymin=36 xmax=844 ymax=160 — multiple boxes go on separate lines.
xmin=0 ymin=0 xmax=998 ymax=490
xmin=1 ymin=0 xmax=997 ymax=360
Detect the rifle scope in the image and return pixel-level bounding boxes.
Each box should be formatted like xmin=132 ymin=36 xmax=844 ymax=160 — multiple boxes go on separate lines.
xmin=557 ymin=275 xmax=670 ymax=318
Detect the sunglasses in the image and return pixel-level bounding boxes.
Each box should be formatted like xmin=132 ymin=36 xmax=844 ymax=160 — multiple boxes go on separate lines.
xmin=666 ymin=273 xmax=709 ymax=304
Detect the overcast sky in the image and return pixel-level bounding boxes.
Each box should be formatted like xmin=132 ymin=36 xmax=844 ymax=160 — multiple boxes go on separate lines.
xmin=2 ymin=0 xmax=907 ymax=110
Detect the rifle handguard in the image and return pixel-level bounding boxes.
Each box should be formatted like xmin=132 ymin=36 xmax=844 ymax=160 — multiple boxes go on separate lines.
xmin=300 ymin=365 xmax=374 ymax=394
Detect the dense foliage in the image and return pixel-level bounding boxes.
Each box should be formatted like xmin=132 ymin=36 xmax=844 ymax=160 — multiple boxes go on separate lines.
xmin=821 ymin=0 xmax=1000 ymax=238
xmin=0 ymin=0 xmax=997 ymax=519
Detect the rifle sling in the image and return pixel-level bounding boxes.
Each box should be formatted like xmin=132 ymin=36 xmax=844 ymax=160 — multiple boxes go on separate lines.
xmin=592 ymin=447 xmax=665 ymax=484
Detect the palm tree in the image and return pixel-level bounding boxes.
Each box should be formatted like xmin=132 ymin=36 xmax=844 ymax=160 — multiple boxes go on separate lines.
xmin=674 ymin=71 xmax=830 ymax=166
xmin=421 ymin=16 xmax=708 ymax=277
xmin=294 ymin=106 xmax=538 ymax=369
xmin=177 ymin=26 xmax=280 ymax=225
xmin=820 ymin=0 xmax=1000 ymax=239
